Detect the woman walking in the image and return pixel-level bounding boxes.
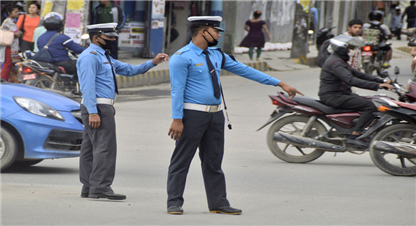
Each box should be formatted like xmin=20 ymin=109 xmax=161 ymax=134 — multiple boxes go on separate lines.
xmin=1 ymin=5 xmax=22 ymax=82
xmin=239 ymin=10 xmax=271 ymax=61
xmin=16 ymin=2 xmax=40 ymax=52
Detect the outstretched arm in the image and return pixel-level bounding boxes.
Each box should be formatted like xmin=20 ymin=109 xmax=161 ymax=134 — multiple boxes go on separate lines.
xmin=277 ymin=81 xmax=304 ymax=99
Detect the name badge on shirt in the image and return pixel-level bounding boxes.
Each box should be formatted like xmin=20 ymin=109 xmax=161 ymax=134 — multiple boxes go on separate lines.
xmin=195 ymin=63 xmax=204 ymax=67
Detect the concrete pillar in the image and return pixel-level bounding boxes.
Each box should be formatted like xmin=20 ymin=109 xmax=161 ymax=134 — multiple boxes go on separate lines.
xmin=222 ymin=1 xmax=237 ymax=54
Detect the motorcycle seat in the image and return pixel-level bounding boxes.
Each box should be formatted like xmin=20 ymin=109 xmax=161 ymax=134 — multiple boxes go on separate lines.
xmin=34 ymin=61 xmax=64 ymax=73
xmin=287 ymin=94 xmax=355 ymax=114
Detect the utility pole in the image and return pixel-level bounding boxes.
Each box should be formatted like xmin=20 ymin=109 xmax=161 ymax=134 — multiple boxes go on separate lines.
xmin=290 ymin=3 xmax=309 ymax=58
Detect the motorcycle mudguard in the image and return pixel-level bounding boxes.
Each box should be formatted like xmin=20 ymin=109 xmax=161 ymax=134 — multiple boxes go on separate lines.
xmin=257 ymin=108 xmax=291 ymax=131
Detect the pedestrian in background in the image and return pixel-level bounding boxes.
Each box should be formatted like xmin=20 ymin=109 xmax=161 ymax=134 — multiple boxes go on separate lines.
xmin=167 ymin=16 xmax=303 ymax=215
xmin=402 ymin=1 xmax=416 ymax=35
xmin=90 ymin=1 xmax=125 ymax=59
xmin=344 ymin=19 xmax=363 ymax=70
xmin=239 ymin=10 xmax=271 ymax=61
xmin=16 ymin=2 xmax=40 ymax=52
xmin=0 ymin=5 xmax=22 ymax=82
xmin=390 ymin=7 xmax=402 ymax=40
xmin=77 ymin=23 xmax=168 ymax=200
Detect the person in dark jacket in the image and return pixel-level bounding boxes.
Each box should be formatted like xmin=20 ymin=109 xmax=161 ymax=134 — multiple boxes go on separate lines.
xmin=37 ymin=14 xmax=86 ymax=76
xmin=90 ymin=1 xmax=125 ymax=59
xmin=318 ymin=34 xmax=393 ymax=146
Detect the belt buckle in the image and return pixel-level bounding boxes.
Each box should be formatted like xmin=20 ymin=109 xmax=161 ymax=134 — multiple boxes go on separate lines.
xmin=210 ymin=105 xmax=218 ymax=112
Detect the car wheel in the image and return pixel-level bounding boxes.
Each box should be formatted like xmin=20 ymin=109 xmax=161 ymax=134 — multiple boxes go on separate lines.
xmin=0 ymin=127 xmax=18 ymax=171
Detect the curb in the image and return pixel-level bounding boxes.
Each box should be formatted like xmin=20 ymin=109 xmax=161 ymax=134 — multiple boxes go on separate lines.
xmin=117 ymin=61 xmax=269 ymax=88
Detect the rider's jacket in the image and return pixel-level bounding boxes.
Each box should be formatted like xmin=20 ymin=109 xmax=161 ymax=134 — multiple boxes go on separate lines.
xmin=37 ymin=30 xmax=86 ymax=62
xmin=319 ymin=52 xmax=384 ymax=99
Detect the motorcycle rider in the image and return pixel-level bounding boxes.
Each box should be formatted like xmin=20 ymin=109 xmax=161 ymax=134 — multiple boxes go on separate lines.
xmin=37 ymin=13 xmax=86 ymax=76
xmin=363 ymin=11 xmax=394 ymax=67
xmin=319 ymin=34 xmax=393 ymax=147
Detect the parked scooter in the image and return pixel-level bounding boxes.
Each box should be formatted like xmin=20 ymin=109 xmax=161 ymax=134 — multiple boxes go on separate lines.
xmin=257 ymin=67 xmax=415 ymax=164
xmin=316 ymin=26 xmax=335 ymax=51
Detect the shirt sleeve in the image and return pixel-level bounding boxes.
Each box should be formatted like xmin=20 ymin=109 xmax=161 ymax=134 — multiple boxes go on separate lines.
xmin=63 ymin=37 xmax=87 ymax=53
xmin=77 ymin=54 xmax=99 ymax=114
xmin=113 ymin=59 xmax=155 ymax=76
xmin=222 ymin=53 xmax=280 ymax=86
xmin=331 ymin=61 xmax=380 ymax=91
xmin=16 ymin=15 xmax=23 ymax=30
xmin=169 ymin=54 xmax=189 ymax=119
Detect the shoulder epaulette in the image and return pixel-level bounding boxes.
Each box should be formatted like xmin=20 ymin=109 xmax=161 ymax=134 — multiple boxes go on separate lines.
xmin=90 ymin=51 xmax=97 ymax=55
xmin=175 ymin=46 xmax=190 ymax=55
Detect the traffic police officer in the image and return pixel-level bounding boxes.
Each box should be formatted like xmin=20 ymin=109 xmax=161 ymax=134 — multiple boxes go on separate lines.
xmin=77 ymin=23 xmax=168 ymax=200
xmin=167 ymin=16 xmax=303 ymax=214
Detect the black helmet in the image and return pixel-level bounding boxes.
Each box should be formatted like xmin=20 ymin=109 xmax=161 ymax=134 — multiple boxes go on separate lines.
xmin=369 ymin=11 xmax=384 ymax=21
xmin=44 ymin=16 xmax=63 ymax=31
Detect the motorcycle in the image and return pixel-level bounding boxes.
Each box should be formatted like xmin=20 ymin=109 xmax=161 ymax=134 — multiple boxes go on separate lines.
xmin=361 ymin=26 xmax=391 ymax=76
xmin=369 ymin=83 xmax=416 ymax=176
xmin=15 ymin=52 xmax=81 ymax=99
xmin=14 ymin=34 xmax=90 ymax=99
xmin=316 ymin=26 xmax=335 ymax=51
xmin=257 ymin=67 xmax=416 ymax=164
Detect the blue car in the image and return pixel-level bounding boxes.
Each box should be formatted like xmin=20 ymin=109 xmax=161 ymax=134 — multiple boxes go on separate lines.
xmin=1 ymin=80 xmax=84 ymax=171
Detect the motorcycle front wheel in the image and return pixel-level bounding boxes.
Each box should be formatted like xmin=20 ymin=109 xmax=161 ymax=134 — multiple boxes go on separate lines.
xmin=266 ymin=115 xmax=327 ymax=163
xmin=370 ymin=124 xmax=416 ymax=176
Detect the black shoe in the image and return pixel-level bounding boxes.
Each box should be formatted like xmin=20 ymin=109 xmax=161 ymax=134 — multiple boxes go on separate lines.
xmin=346 ymin=138 xmax=369 ymax=147
xmin=209 ymin=206 xmax=242 ymax=215
xmin=167 ymin=206 xmax=183 ymax=215
xmin=88 ymin=191 xmax=126 ymax=200
xmin=81 ymin=192 xmax=89 ymax=198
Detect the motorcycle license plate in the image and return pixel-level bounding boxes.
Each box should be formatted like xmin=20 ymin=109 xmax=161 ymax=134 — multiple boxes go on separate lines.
xmin=22 ymin=73 xmax=37 ymax=80
xmin=362 ymin=51 xmax=372 ymax=56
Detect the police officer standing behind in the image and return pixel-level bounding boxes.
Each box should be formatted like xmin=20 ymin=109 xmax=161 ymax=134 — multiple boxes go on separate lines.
xmin=77 ymin=23 xmax=168 ymax=200
xmin=167 ymin=16 xmax=303 ymax=215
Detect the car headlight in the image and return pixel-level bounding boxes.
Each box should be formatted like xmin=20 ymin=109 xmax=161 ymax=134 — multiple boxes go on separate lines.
xmin=14 ymin=97 xmax=64 ymax=121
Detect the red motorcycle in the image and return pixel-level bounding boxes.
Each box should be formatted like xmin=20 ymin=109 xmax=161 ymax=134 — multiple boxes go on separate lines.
xmin=258 ymin=67 xmax=416 ymax=164
xmin=370 ymin=88 xmax=416 ymax=176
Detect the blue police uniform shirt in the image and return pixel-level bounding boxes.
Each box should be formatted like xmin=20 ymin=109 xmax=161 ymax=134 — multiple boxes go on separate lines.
xmin=37 ymin=31 xmax=86 ymax=62
xmin=77 ymin=43 xmax=155 ymax=114
xmin=170 ymin=41 xmax=280 ymax=119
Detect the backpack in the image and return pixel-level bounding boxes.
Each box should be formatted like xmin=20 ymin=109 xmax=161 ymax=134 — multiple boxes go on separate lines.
xmin=362 ymin=23 xmax=385 ymax=45
xmin=317 ymin=39 xmax=331 ymax=68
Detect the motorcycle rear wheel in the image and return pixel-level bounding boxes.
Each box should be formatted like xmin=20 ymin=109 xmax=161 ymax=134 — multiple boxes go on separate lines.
xmin=34 ymin=76 xmax=64 ymax=91
xmin=370 ymin=124 xmax=416 ymax=176
xmin=266 ymin=115 xmax=326 ymax=163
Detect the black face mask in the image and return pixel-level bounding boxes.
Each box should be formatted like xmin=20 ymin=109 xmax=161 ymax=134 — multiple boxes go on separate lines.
xmin=98 ymin=36 xmax=117 ymax=50
xmin=334 ymin=47 xmax=350 ymax=62
xmin=202 ymin=30 xmax=219 ymax=47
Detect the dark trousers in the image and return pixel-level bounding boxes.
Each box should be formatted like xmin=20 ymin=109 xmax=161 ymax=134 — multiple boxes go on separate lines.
xmin=390 ymin=27 xmax=402 ymax=40
xmin=19 ymin=40 xmax=34 ymax=52
xmin=321 ymin=94 xmax=377 ymax=132
xmin=167 ymin=110 xmax=230 ymax=209
xmin=79 ymin=104 xmax=117 ymax=194
xmin=55 ymin=59 xmax=77 ymax=76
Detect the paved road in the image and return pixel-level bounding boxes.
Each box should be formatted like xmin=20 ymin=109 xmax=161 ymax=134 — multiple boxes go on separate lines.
xmin=2 ymin=58 xmax=415 ymax=225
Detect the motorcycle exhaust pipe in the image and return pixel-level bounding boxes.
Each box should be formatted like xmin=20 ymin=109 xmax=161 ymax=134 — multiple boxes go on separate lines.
xmin=274 ymin=133 xmax=346 ymax=152
xmin=372 ymin=141 xmax=416 ymax=158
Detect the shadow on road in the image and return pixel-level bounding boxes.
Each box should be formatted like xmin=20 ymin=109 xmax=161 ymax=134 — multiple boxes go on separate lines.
xmin=2 ymin=165 xmax=78 ymax=174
